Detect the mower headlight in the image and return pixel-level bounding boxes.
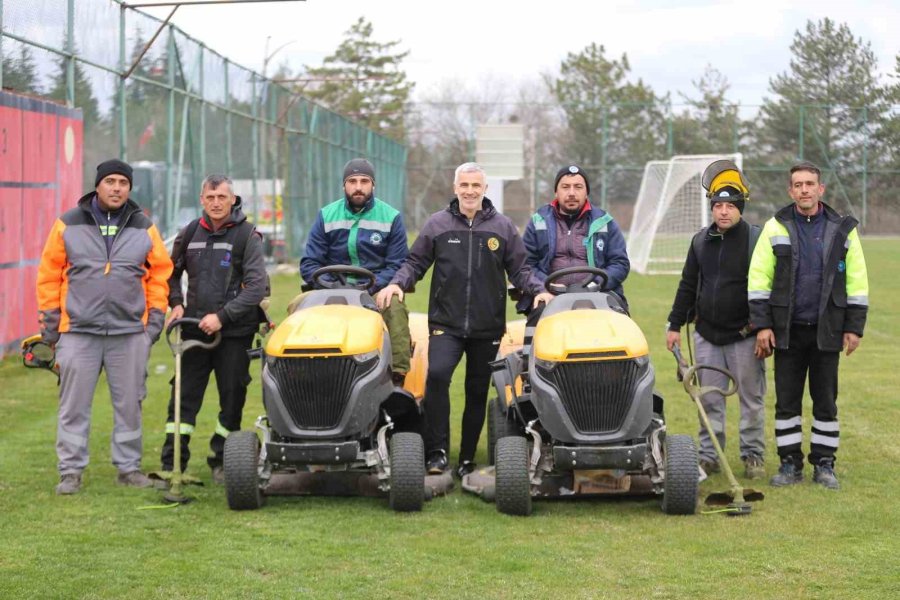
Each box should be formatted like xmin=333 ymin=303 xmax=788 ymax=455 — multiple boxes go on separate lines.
xmin=353 ymin=349 xmax=380 ymax=363
xmin=534 ymin=357 xmax=557 ymax=371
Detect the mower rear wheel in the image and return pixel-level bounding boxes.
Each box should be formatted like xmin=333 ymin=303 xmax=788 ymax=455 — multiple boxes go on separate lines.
xmin=661 ymin=434 xmax=699 ymax=515
xmin=495 ymin=436 xmax=532 ymax=516
xmin=389 ymin=432 xmax=425 ymax=512
xmin=223 ymin=430 xmax=263 ymax=511
xmin=487 ymin=397 xmax=522 ymax=465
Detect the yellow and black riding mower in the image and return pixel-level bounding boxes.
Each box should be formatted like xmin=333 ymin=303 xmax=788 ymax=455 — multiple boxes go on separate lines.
xmin=465 ymin=266 xmax=699 ymax=516
xmin=223 ymin=266 xmax=430 ymax=512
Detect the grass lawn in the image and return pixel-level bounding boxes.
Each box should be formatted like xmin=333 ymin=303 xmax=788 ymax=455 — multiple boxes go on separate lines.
xmin=1 ymin=238 xmax=898 ymax=599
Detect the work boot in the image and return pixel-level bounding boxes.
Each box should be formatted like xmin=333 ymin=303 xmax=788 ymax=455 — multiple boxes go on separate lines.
xmin=455 ymin=461 xmax=476 ymax=479
xmin=699 ymin=458 xmax=720 ymax=475
xmin=425 ymin=450 xmax=448 ymax=475
xmin=211 ymin=465 xmax=225 ymax=485
xmin=743 ymin=455 xmax=766 ymax=480
xmin=812 ymin=459 xmax=840 ymax=490
xmin=55 ymin=473 xmax=82 ymax=495
xmin=117 ymin=470 xmax=154 ymax=488
xmin=770 ymin=460 xmax=803 ymax=487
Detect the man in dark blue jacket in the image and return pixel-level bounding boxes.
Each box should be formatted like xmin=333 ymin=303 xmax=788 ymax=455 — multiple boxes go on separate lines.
xmin=519 ymin=165 xmax=630 ymax=313
xmin=301 ymin=158 xmax=410 ymax=383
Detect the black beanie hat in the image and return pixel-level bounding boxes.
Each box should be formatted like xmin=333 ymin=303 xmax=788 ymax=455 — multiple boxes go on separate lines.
xmin=95 ymin=159 xmax=133 ymax=188
xmin=709 ymin=184 xmax=746 ymax=214
xmin=343 ymin=158 xmax=375 ymax=183
xmin=554 ymin=164 xmax=590 ymax=195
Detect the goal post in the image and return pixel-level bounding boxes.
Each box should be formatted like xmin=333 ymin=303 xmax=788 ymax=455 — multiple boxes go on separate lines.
xmin=627 ymin=153 xmax=743 ymax=275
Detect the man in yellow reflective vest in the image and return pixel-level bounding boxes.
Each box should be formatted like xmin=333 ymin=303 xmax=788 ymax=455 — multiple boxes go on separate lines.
xmin=748 ymin=161 xmax=868 ymax=490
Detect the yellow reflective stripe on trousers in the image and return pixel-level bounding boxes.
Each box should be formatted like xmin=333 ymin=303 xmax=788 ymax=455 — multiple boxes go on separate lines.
xmin=164 ymin=422 xmax=195 ymax=435
xmin=215 ymin=421 xmax=232 ymax=438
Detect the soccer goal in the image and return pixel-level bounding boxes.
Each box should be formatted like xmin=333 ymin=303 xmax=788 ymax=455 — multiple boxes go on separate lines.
xmin=627 ymin=153 xmax=743 ymax=275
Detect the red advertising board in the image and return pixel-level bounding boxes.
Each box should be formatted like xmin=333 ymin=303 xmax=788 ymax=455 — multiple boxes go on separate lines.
xmin=0 ymin=91 xmax=83 ymax=355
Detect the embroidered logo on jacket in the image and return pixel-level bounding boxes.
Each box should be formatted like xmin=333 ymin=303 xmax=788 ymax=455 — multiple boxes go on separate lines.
xmin=370 ymin=232 xmax=383 ymax=245
xmin=220 ymin=251 xmax=232 ymax=268
xmin=487 ymin=237 xmax=500 ymax=251
xmin=448 ymin=236 xmax=461 ymax=244
xmin=596 ymin=239 xmax=605 ymax=252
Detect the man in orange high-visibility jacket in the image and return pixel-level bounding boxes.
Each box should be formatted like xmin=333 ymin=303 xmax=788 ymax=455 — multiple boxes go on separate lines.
xmin=37 ymin=158 xmax=173 ymax=496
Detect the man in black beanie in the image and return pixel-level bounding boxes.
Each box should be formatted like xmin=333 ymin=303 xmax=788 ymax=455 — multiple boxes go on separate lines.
xmin=37 ymin=158 xmax=172 ymax=494
xmin=519 ymin=164 xmax=630 ymax=313
xmin=666 ymin=159 xmax=767 ymax=481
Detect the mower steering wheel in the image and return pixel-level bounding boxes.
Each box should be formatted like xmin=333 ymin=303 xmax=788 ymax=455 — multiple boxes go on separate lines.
xmin=311 ymin=265 xmax=377 ymax=291
xmin=543 ymin=266 xmax=609 ymax=295
xmin=165 ymin=318 xmax=222 ymax=353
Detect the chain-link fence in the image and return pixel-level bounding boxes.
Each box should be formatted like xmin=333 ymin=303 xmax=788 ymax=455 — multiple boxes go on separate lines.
xmin=0 ymin=0 xmax=407 ymax=258
xmin=406 ymin=101 xmax=900 ymax=235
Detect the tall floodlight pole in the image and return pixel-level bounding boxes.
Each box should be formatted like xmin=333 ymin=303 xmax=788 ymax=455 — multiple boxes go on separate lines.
xmin=261 ymin=36 xmax=296 ymax=256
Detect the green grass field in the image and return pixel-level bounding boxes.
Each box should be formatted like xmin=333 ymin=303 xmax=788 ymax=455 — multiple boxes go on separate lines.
xmin=1 ymin=239 xmax=898 ymax=599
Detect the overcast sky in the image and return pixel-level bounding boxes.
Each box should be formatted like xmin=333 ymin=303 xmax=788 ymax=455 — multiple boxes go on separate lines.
xmin=139 ymin=0 xmax=898 ymax=107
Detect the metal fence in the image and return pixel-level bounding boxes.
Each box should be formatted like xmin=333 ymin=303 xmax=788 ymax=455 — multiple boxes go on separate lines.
xmin=0 ymin=0 xmax=408 ymax=258
xmin=406 ymin=100 xmax=900 ymax=235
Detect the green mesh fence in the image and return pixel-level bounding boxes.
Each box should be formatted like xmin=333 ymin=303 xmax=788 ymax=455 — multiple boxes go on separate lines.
xmin=0 ymin=0 xmax=408 ymax=259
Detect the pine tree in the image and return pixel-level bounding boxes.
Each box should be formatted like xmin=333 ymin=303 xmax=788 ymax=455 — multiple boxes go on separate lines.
xmin=549 ymin=43 xmax=667 ymax=205
xmin=301 ymin=17 xmax=413 ymax=141
xmin=671 ymin=65 xmax=744 ymax=156
xmin=2 ymin=45 xmax=39 ymax=95
xmin=756 ymin=18 xmax=886 ymax=217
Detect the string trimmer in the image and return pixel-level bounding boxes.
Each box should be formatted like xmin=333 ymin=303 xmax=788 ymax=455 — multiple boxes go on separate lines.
xmin=161 ymin=318 xmax=220 ymax=504
xmin=672 ymin=343 xmax=764 ymax=516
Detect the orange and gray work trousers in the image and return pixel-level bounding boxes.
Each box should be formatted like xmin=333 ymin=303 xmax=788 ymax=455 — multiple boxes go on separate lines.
xmin=160 ymin=334 xmax=254 ymax=471
xmin=55 ymin=331 xmax=151 ymax=475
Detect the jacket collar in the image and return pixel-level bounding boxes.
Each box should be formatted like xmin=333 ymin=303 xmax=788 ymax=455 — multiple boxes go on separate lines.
xmin=78 ymin=192 xmax=142 ymax=218
xmin=550 ymin=198 xmax=591 ymax=220
xmin=448 ymin=196 xmax=497 ymax=221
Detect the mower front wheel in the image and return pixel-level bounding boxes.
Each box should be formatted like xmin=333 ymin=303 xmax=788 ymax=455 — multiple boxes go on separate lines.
xmin=495 ymin=436 xmax=532 ymax=516
xmin=389 ymin=432 xmax=425 ymax=512
xmin=223 ymin=430 xmax=263 ymax=511
xmin=487 ymin=397 xmax=520 ymax=464
xmin=661 ymin=434 xmax=699 ymax=515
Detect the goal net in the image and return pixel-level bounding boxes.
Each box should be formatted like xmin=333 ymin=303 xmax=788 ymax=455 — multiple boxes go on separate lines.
xmin=627 ymin=153 xmax=743 ymax=274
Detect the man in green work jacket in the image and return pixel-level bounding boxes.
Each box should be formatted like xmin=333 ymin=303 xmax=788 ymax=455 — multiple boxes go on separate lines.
xmin=300 ymin=158 xmax=410 ymax=384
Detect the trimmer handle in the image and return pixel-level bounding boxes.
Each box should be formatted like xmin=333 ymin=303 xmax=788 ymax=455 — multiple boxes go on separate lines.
xmin=166 ymin=318 xmax=222 ymax=353
xmin=671 ymin=343 xmax=738 ymax=398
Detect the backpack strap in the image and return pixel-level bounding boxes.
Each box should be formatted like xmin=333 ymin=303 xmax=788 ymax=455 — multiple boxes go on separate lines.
xmin=174 ymin=218 xmax=202 ymax=270
xmin=747 ymin=223 xmax=761 ymax=270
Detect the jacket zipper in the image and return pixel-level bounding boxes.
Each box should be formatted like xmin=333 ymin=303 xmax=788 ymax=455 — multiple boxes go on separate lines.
xmin=464 ymin=219 xmax=474 ymax=335
xmin=97 ymin=204 xmax=135 ymax=335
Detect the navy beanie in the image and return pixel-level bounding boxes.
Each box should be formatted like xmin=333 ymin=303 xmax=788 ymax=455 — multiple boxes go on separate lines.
xmin=709 ymin=184 xmax=746 ymax=214
xmin=95 ymin=159 xmax=133 ymax=188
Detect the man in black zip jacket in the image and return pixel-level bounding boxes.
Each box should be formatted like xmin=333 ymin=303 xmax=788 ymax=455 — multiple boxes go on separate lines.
xmin=158 ymin=174 xmax=267 ymax=483
xmin=377 ymin=163 xmax=552 ymax=477
xmin=666 ymin=160 xmax=766 ymax=480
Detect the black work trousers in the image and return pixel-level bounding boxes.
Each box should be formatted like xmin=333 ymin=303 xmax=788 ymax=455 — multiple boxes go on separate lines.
xmin=424 ymin=333 xmax=498 ymax=463
xmin=773 ymin=324 xmax=840 ymax=468
xmin=161 ymin=334 xmax=254 ymax=471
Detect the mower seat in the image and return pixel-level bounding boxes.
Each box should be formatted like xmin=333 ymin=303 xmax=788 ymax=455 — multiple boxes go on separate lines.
xmin=541 ymin=291 xmax=626 ymax=319
xmin=296 ymin=289 xmax=378 ymax=312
